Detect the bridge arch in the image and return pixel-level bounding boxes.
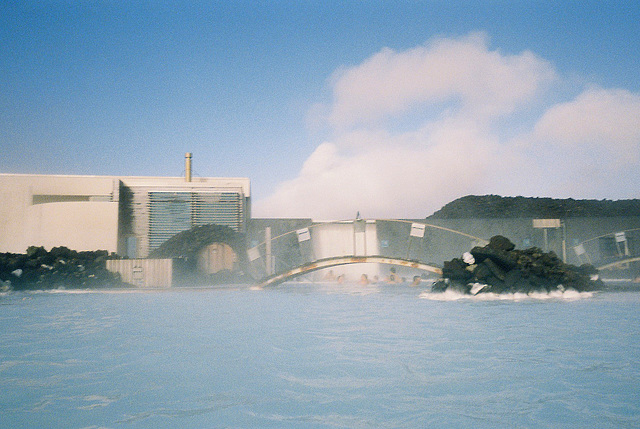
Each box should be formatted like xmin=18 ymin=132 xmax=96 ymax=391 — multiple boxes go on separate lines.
xmin=572 ymin=228 xmax=640 ymax=271
xmin=247 ymin=218 xmax=485 ymax=287
xmin=256 ymin=255 xmax=443 ymax=288
xmin=597 ymin=257 xmax=640 ymax=271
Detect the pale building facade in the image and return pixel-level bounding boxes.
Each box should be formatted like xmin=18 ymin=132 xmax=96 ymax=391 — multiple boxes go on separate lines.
xmin=0 ymin=173 xmax=250 ymax=257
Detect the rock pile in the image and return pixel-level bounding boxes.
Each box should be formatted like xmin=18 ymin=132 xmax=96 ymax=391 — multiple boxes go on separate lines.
xmin=0 ymin=246 xmax=125 ymax=290
xmin=432 ymin=235 xmax=603 ymax=294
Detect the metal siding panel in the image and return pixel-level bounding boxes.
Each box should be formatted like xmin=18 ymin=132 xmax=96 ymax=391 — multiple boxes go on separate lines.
xmin=146 ymin=190 xmax=244 ymax=251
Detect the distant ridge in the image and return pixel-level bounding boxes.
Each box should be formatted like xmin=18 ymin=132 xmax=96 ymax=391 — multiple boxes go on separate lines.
xmin=428 ymin=195 xmax=640 ymax=219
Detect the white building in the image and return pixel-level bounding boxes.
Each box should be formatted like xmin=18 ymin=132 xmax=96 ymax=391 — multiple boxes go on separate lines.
xmin=0 ymin=171 xmax=250 ymax=258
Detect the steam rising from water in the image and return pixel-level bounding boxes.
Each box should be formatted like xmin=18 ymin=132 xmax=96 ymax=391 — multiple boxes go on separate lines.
xmin=256 ymin=32 xmax=640 ymax=219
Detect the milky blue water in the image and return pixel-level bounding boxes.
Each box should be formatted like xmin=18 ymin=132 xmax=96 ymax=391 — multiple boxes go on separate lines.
xmin=1 ymin=284 xmax=639 ymax=428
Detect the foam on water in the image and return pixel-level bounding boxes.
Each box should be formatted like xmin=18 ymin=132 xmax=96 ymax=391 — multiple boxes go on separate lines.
xmin=0 ymin=283 xmax=598 ymax=301
xmin=420 ymin=287 xmax=594 ymax=301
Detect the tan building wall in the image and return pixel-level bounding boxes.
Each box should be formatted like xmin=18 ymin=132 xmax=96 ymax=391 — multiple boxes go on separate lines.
xmin=0 ymin=173 xmax=251 ymax=256
xmin=0 ymin=174 xmax=120 ymax=253
xmin=25 ymin=201 xmax=119 ymax=253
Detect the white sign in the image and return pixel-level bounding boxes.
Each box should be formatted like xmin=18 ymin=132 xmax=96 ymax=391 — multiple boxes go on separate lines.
xmin=615 ymin=232 xmax=626 ymax=243
xmin=573 ymin=244 xmax=586 ymax=256
xmin=533 ymin=219 xmax=561 ymax=228
xmin=297 ymin=228 xmax=311 ymax=242
xmin=410 ymin=223 xmax=426 ymax=238
xmin=248 ymin=246 xmax=261 ymax=261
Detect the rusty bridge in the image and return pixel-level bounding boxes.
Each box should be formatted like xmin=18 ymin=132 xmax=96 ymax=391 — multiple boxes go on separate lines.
xmin=247 ymin=218 xmax=488 ymax=287
xmin=246 ymin=219 xmax=640 ymax=287
xmin=573 ymin=228 xmax=640 ymax=274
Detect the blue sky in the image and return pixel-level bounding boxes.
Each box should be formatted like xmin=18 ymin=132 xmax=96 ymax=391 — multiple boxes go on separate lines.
xmin=1 ymin=1 xmax=639 ymax=218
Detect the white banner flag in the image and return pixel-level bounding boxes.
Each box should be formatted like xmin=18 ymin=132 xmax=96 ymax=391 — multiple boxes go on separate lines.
xmin=410 ymin=223 xmax=426 ymax=238
xmin=248 ymin=246 xmax=261 ymax=261
xmin=297 ymin=228 xmax=311 ymax=242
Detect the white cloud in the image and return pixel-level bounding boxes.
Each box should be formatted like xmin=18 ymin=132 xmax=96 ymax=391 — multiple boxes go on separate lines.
xmin=256 ymin=118 xmax=502 ymax=219
xmin=504 ymin=86 xmax=640 ymax=200
xmin=254 ymin=33 xmax=640 ymax=219
xmin=328 ymin=32 xmax=557 ymax=128
xmin=533 ymin=87 xmax=640 ymax=164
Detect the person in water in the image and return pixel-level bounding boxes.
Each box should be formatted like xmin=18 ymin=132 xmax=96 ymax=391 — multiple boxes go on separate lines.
xmin=359 ymin=274 xmax=370 ymax=285
xmin=410 ymin=275 xmax=421 ymax=287
xmin=324 ymin=270 xmax=336 ymax=282
xmin=387 ymin=267 xmax=400 ymax=284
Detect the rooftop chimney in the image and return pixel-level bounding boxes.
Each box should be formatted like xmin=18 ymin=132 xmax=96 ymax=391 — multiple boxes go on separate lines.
xmin=185 ymin=152 xmax=192 ymax=182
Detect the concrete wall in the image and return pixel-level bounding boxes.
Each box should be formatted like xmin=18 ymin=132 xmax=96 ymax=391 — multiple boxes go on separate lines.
xmin=247 ymin=218 xmax=314 ymax=247
xmin=0 ymin=174 xmax=251 ymax=257
xmin=0 ymin=174 xmax=120 ymax=253
xmin=309 ymin=221 xmax=379 ymax=258
xmin=247 ymin=216 xmax=640 ymax=269
xmin=421 ymin=217 xmax=640 ymax=266
xmin=25 ymin=201 xmax=119 ymax=253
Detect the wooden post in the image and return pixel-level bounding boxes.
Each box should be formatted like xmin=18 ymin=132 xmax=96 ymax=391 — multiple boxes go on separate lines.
xmin=265 ymin=227 xmax=272 ymax=275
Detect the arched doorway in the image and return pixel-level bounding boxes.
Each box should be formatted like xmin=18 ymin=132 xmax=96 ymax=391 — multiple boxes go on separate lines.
xmin=197 ymin=242 xmax=237 ymax=275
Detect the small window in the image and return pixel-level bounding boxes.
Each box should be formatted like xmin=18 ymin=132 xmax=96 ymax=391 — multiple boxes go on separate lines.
xmin=32 ymin=195 xmax=92 ymax=204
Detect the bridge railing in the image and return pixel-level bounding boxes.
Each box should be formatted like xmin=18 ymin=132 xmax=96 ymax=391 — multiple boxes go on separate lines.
xmin=246 ymin=219 xmax=487 ymax=282
xmin=573 ymin=228 xmax=640 ymax=270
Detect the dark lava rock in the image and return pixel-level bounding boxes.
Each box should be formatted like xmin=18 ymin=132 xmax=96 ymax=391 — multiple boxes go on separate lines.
xmin=470 ymin=246 xmax=518 ymax=271
xmin=442 ymin=258 xmax=473 ymax=282
xmin=0 ymin=246 xmax=126 ymax=290
xmin=434 ymin=235 xmax=603 ymax=295
xmin=487 ymin=235 xmax=516 ymax=252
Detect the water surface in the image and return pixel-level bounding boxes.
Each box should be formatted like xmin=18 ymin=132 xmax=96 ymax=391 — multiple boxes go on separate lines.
xmin=1 ymin=284 xmax=639 ymax=428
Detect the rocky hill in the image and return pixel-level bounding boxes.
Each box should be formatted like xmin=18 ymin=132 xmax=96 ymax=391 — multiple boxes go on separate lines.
xmin=429 ymin=195 xmax=640 ymax=219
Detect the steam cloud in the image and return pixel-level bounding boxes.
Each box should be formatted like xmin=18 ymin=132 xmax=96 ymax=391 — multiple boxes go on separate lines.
xmin=255 ymin=32 xmax=640 ymax=219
